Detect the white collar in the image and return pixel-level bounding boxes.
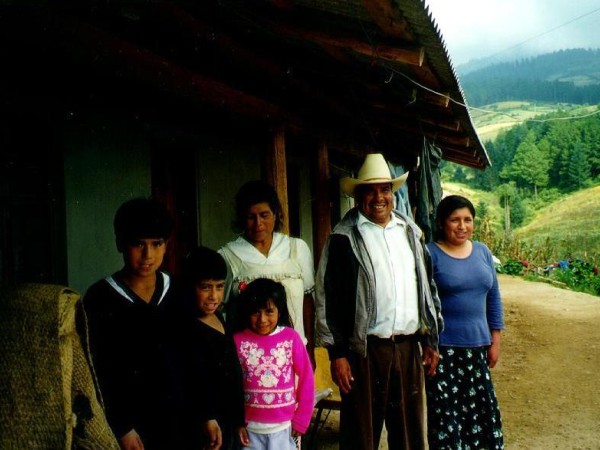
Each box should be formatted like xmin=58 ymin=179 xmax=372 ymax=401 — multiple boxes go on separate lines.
xmin=357 ymin=211 xmax=404 ymax=229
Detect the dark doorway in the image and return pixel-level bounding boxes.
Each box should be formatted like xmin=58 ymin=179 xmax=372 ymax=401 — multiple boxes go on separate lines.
xmin=0 ymin=113 xmax=66 ymax=288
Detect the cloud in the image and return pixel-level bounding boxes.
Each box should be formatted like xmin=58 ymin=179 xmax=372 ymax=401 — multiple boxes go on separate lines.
xmin=426 ymin=0 xmax=600 ymax=65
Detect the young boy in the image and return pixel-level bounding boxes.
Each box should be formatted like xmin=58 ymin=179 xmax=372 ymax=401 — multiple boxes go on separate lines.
xmin=179 ymin=246 xmax=245 ymax=450
xmin=84 ymin=198 xmax=184 ymax=450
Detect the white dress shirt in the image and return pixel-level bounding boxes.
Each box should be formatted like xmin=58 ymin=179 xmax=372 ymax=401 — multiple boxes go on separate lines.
xmin=357 ymin=212 xmax=419 ymax=337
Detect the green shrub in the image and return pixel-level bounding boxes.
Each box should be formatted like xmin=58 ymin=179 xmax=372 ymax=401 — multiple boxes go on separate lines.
xmin=497 ymin=260 xmax=524 ymax=275
xmin=550 ymin=260 xmax=600 ymax=296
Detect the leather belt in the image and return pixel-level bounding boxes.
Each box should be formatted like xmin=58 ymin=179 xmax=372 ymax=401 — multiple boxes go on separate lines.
xmin=367 ymin=334 xmax=418 ymax=344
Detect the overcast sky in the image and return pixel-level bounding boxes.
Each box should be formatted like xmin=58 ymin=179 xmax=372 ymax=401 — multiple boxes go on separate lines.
xmin=425 ymin=0 xmax=600 ymax=67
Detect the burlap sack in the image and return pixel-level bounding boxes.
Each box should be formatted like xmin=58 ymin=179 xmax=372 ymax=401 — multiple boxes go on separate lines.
xmin=0 ymin=283 xmax=119 ymax=449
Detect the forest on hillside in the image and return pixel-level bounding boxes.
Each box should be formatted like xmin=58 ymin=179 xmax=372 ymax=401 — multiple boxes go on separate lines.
xmin=446 ymin=107 xmax=600 ymax=229
xmin=459 ymin=49 xmax=600 ymax=106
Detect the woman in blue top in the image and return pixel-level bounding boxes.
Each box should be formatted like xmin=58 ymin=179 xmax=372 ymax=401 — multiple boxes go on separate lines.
xmin=426 ymin=195 xmax=504 ymax=449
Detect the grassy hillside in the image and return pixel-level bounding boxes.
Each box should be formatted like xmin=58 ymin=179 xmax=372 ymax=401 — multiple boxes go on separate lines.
xmin=515 ymin=185 xmax=600 ymax=264
xmin=442 ymin=182 xmax=503 ymax=230
xmin=442 ymin=182 xmax=497 ymax=210
xmin=469 ymin=102 xmax=597 ymax=142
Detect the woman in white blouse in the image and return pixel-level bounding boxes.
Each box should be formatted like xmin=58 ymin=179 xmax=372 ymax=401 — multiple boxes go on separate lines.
xmin=219 ymin=180 xmax=316 ymax=368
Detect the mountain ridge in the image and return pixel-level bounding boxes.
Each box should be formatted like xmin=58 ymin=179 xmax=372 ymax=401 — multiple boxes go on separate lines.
xmin=457 ymin=48 xmax=600 ymax=106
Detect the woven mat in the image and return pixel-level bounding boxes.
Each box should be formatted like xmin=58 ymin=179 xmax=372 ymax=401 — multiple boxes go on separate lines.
xmin=0 ymin=283 xmax=118 ymax=449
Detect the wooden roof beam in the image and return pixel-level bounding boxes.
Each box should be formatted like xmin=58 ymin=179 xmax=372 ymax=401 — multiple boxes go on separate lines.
xmin=364 ymin=110 xmax=470 ymax=148
xmin=321 ymin=36 xmax=424 ymax=67
xmin=435 ymin=133 xmax=470 ymax=148
xmin=153 ymin=3 xmax=360 ymax=122
xmin=369 ymin=88 xmax=418 ymax=111
xmin=422 ymin=90 xmax=451 ymax=107
xmin=265 ymin=0 xmax=415 ymax=41
xmin=382 ymin=135 xmax=482 ymax=168
xmin=419 ymin=117 xmax=461 ymax=132
xmin=269 ymin=24 xmax=425 ymax=67
xmin=28 ymin=9 xmax=309 ymax=128
xmin=368 ymin=106 xmax=460 ymax=133
xmin=371 ymin=127 xmax=473 ymax=159
xmin=444 ymin=154 xmax=485 ymax=169
xmin=440 ymin=144 xmax=479 ymax=158
xmin=410 ymin=131 xmax=470 ymax=150
xmin=368 ymin=88 xmax=450 ymax=115
xmin=362 ymin=0 xmax=414 ymax=39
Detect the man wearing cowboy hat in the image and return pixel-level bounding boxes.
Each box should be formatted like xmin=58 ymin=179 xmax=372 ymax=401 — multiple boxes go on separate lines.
xmin=315 ymin=153 xmax=443 ymax=450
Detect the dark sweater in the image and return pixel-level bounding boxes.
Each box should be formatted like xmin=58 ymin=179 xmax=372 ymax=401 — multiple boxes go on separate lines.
xmin=179 ymin=311 xmax=245 ymax=447
xmin=83 ymin=271 xmax=185 ymax=449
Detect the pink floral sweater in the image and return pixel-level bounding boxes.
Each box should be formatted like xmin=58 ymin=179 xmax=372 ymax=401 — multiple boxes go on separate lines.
xmin=233 ymin=326 xmax=315 ymax=433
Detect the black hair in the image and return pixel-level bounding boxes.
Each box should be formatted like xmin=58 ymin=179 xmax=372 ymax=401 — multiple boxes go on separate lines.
xmin=434 ymin=195 xmax=476 ymax=241
xmin=113 ymin=198 xmax=174 ymax=251
xmin=234 ymin=278 xmax=292 ymax=332
xmin=183 ymin=246 xmax=227 ymax=285
xmin=233 ymin=180 xmax=283 ymax=232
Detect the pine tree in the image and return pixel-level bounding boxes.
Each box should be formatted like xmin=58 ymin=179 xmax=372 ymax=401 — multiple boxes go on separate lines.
xmin=496 ymin=183 xmax=517 ymax=234
xmin=508 ymin=131 xmax=549 ymax=198
xmin=566 ymin=141 xmax=591 ymax=191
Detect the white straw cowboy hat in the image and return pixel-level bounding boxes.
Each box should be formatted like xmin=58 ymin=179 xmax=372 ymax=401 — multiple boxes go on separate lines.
xmin=340 ymin=153 xmax=409 ymax=198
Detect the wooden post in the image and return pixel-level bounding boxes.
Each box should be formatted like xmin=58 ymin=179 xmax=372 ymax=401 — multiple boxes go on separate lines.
xmin=312 ymin=141 xmax=332 ymax=265
xmin=265 ymin=125 xmax=289 ymax=235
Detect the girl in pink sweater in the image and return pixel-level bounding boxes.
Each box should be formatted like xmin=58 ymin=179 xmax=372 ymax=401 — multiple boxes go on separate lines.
xmin=233 ymin=278 xmax=315 ymax=449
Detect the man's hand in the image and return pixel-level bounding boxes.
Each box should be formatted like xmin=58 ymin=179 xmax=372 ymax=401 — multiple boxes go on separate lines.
xmin=119 ymin=429 xmax=144 ymax=450
xmin=203 ymin=419 xmax=222 ymax=450
xmin=422 ymin=346 xmax=439 ymax=377
xmin=330 ymin=357 xmax=354 ymax=394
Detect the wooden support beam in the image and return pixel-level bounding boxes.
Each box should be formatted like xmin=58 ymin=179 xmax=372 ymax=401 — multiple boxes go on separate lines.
xmin=312 ymin=141 xmax=332 ymax=265
xmin=265 ymin=125 xmax=290 ymax=234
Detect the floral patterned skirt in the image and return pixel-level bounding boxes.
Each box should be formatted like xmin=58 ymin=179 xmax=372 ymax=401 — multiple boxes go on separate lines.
xmin=426 ymin=346 xmax=504 ymax=450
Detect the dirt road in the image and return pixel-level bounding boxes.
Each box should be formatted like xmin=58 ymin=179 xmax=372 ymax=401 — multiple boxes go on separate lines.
xmin=494 ymin=275 xmax=600 ymax=449
xmin=312 ymin=274 xmax=600 ymax=449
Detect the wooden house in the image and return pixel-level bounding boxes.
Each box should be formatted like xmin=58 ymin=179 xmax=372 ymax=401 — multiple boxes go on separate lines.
xmin=0 ymin=0 xmax=489 ymax=292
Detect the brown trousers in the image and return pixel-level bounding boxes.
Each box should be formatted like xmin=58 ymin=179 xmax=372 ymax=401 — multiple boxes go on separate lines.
xmin=339 ymin=336 xmax=427 ymax=450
